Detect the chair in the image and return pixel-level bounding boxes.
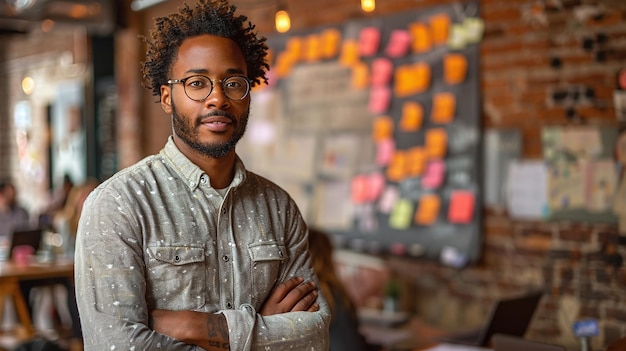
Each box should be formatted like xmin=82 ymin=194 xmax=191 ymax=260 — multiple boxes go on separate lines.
xmin=491 ymin=333 xmax=566 ymax=351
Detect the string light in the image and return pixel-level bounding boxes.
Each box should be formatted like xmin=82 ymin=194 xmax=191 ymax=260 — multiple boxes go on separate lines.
xmin=361 ymin=0 xmax=375 ymax=12
xmin=275 ymin=9 xmax=290 ymax=33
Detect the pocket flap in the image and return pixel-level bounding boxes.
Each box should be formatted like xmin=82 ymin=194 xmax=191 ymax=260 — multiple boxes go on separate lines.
xmin=248 ymin=242 xmax=288 ymax=262
xmin=147 ymin=246 xmax=205 ymax=265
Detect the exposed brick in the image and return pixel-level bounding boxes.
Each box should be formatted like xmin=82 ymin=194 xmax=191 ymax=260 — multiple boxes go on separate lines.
xmin=606 ymin=307 xmax=626 ymax=322
xmin=560 ymin=227 xmax=594 ymax=242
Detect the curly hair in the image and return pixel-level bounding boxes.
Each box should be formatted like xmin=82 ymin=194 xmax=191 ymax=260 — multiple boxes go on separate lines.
xmin=141 ymin=0 xmax=269 ymax=98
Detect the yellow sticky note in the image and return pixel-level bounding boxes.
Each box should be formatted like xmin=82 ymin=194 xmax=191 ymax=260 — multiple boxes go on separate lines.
xmin=415 ymin=193 xmax=440 ymax=225
xmin=389 ymin=199 xmax=414 ymax=229
xmin=431 ymin=92 xmax=456 ymax=124
xmin=400 ymin=101 xmax=423 ymax=132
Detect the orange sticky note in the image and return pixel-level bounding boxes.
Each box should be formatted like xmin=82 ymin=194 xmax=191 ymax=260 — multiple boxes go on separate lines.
xmin=385 ymin=29 xmax=411 ymax=58
xmin=409 ymin=22 xmax=432 ymax=53
xmin=400 ymin=101 xmax=423 ymax=131
xmin=372 ymin=116 xmax=394 ymax=142
xmin=415 ymin=193 xmax=440 ymax=225
xmin=407 ymin=147 xmax=427 ymax=176
xmin=359 ymin=26 xmax=381 ymax=57
xmin=444 ymin=54 xmax=468 ymax=85
xmin=368 ymin=86 xmax=391 ymax=114
xmin=425 ymin=128 xmax=447 ymax=158
xmin=321 ymin=29 xmax=341 ymax=59
xmin=389 ymin=199 xmax=413 ymax=229
xmin=351 ymin=62 xmax=369 ymax=89
xmin=387 ymin=151 xmax=408 ymax=182
xmin=285 ymin=37 xmax=303 ymax=63
xmin=448 ymin=190 xmax=475 ymax=224
xmin=431 ymin=92 xmax=456 ymax=124
xmin=421 ymin=160 xmax=445 ymax=189
xmin=376 ymin=138 xmax=395 ymax=166
xmin=340 ymin=40 xmax=360 ymax=67
xmin=275 ymin=51 xmax=294 ymax=78
xmin=395 ymin=62 xmax=431 ymax=97
xmin=304 ymin=34 xmax=322 ymax=62
xmin=430 ymin=13 xmax=451 ymax=46
xmin=371 ymin=58 xmax=393 ymax=86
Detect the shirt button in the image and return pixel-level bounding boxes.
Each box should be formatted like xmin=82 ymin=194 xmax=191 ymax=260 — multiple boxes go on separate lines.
xmin=226 ymin=302 xmax=232 ymax=309
xmin=189 ymin=181 xmax=196 ymax=187
xmin=174 ymin=255 xmax=181 ymax=262
xmin=278 ymin=250 xmax=283 ymax=258
xmin=222 ymin=255 xmax=229 ymax=262
xmin=200 ymin=175 xmax=208 ymax=184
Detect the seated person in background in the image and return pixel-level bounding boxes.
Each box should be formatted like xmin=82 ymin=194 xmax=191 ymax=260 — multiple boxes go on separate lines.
xmin=308 ymin=227 xmax=378 ymax=351
xmin=0 ymin=179 xmax=31 ymax=238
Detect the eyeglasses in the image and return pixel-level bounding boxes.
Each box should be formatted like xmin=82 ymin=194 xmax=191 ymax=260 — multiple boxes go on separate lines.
xmin=167 ymin=75 xmax=251 ymax=101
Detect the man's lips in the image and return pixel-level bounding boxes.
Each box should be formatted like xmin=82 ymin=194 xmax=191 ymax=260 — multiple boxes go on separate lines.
xmin=199 ymin=115 xmax=233 ymax=132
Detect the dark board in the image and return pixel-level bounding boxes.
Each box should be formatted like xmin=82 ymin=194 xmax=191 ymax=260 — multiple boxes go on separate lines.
xmin=239 ymin=2 xmax=483 ymax=265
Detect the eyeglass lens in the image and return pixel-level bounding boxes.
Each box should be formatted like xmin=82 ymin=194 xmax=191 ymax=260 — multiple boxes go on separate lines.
xmin=183 ymin=76 xmax=249 ymax=101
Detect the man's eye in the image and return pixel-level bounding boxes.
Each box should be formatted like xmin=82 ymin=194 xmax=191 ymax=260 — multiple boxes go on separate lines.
xmin=187 ymin=79 xmax=208 ymax=88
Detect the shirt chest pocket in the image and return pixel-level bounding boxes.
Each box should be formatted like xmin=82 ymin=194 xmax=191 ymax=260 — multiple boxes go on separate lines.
xmin=146 ymin=246 xmax=206 ymax=310
xmin=248 ymin=242 xmax=287 ymax=306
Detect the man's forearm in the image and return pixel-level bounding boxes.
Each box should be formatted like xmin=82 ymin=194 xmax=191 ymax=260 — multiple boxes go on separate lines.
xmin=151 ymin=310 xmax=230 ymax=350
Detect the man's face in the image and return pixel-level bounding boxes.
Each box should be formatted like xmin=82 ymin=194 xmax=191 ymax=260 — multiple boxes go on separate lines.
xmin=160 ymin=35 xmax=250 ymax=159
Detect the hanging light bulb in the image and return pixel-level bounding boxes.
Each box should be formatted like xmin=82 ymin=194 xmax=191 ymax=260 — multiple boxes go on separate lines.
xmin=275 ymin=9 xmax=291 ymax=33
xmin=361 ymin=0 xmax=375 ymax=12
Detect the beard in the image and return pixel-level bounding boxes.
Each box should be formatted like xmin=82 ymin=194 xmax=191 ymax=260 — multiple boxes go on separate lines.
xmin=171 ymin=101 xmax=249 ymax=159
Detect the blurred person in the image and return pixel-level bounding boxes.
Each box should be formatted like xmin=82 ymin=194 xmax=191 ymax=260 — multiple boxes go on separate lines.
xmin=39 ymin=173 xmax=75 ymax=229
xmin=0 ymin=179 xmax=31 ymax=238
xmin=74 ymin=0 xmax=330 ymax=350
xmin=308 ymin=227 xmax=378 ymax=351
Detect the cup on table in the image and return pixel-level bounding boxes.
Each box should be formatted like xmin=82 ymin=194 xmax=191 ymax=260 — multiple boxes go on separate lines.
xmin=12 ymin=245 xmax=34 ymax=266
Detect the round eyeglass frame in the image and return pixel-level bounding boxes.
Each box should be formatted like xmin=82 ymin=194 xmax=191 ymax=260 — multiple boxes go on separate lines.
xmin=167 ymin=75 xmax=252 ymax=101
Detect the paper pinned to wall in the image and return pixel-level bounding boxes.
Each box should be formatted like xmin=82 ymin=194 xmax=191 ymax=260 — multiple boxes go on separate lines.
xmin=506 ymin=160 xmax=549 ymax=219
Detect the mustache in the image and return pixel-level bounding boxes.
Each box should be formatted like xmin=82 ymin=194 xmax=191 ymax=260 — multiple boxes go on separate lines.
xmin=197 ymin=110 xmax=236 ymax=125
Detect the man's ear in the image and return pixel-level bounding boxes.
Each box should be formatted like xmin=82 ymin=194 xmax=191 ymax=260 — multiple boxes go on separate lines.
xmin=161 ymin=85 xmax=172 ymax=114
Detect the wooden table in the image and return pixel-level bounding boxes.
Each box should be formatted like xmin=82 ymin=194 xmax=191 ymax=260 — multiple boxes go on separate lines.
xmin=0 ymin=259 xmax=74 ymax=338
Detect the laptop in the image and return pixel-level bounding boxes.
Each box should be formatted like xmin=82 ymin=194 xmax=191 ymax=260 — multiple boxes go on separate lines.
xmin=436 ymin=290 xmax=544 ymax=347
xmin=492 ymin=333 xmax=566 ymax=351
xmin=9 ymin=228 xmax=43 ymax=258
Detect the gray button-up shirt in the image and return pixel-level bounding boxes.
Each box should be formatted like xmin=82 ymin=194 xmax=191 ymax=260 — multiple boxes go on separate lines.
xmin=75 ymin=137 xmax=330 ymax=350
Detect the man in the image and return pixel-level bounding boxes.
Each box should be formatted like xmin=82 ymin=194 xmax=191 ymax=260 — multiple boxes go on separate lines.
xmin=0 ymin=180 xmax=30 ymax=238
xmin=74 ymin=1 xmax=330 ymax=350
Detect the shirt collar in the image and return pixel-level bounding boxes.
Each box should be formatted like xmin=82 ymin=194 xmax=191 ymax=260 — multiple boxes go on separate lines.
xmin=160 ymin=136 xmax=246 ymax=191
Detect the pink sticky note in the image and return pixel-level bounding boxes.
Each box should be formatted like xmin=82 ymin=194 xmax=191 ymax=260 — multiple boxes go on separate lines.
xmin=376 ymin=138 xmax=395 ymax=166
xmin=368 ymin=86 xmax=391 ymax=114
xmin=359 ymin=27 xmax=381 ymax=57
xmin=351 ymin=175 xmax=370 ymax=204
xmin=368 ymin=172 xmax=386 ymax=200
xmin=378 ymin=186 xmax=399 ymax=214
xmin=371 ymin=58 xmax=393 ymax=86
xmin=421 ymin=160 xmax=445 ymax=189
xmin=448 ymin=190 xmax=475 ymax=224
xmin=385 ymin=29 xmax=411 ymax=58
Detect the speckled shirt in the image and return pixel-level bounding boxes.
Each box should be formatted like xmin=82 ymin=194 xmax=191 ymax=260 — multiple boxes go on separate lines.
xmin=74 ymin=137 xmax=330 ymax=350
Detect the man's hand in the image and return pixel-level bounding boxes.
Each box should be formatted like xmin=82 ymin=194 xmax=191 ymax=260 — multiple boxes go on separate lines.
xmin=151 ymin=310 xmax=229 ymax=351
xmin=260 ymin=276 xmax=319 ymax=316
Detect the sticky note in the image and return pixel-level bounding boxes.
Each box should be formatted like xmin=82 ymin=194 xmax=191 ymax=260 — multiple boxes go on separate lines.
xmin=421 ymin=160 xmax=445 ymax=189
xmin=376 ymin=138 xmax=395 ymax=166
xmin=429 ymin=13 xmax=451 ymax=46
xmin=389 ymin=199 xmax=413 ymax=229
xmin=368 ymin=172 xmax=386 ymax=201
xmin=351 ymin=175 xmax=370 ymax=204
xmin=304 ymin=34 xmax=322 ymax=62
xmin=359 ymin=26 xmax=381 ymax=57
xmin=387 ymin=151 xmax=408 ymax=182
xmin=448 ymin=23 xmax=467 ymax=50
xmin=407 ymin=147 xmax=427 ymax=176
xmin=394 ymin=62 xmax=431 ymax=97
xmin=425 ymin=128 xmax=447 ymax=158
xmin=409 ymin=22 xmax=432 ymax=53
xmin=321 ymin=28 xmax=341 ymax=59
xmin=400 ymin=101 xmax=423 ymax=131
xmin=373 ymin=116 xmax=394 ymax=142
xmin=448 ymin=190 xmax=475 ymax=224
xmin=415 ymin=193 xmax=441 ymax=225
xmin=385 ymin=29 xmax=411 ymax=58
xmin=285 ymin=37 xmax=303 ymax=63
xmin=351 ymin=62 xmax=370 ymax=89
xmin=368 ymin=86 xmax=391 ymax=114
xmin=431 ymin=92 xmax=456 ymax=124
xmin=371 ymin=58 xmax=393 ymax=86
xmin=444 ymin=54 xmax=468 ymax=85
xmin=275 ymin=52 xmax=294 ymax=78
xmin=340 ymin=39 xmax=360 ymax=67
xmin=378 ymin=186 xmax=399 ymax=213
